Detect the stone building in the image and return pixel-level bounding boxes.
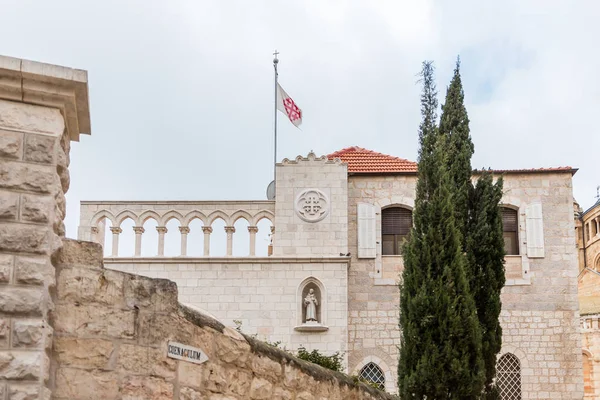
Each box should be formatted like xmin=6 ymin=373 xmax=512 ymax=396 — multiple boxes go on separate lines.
xmin=576 ymin=197 xmax=600 ymax=398
xmin=79 ymin=146 xmax=584 ymax=398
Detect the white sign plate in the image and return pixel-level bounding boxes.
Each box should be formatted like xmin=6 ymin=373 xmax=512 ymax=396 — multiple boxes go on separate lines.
xmin=167 ymin=341 xmax=209 ymax=365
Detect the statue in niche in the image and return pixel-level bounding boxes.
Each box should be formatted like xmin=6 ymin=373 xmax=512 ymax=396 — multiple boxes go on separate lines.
xmin=304 ymin=288 xmax=319 ymax=323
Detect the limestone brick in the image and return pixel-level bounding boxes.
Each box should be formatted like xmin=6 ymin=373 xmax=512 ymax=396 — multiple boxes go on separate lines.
xmin=0 ymin=160 xmax=55 ymax=194
xmin=14 ymin=256 xmax=52 ymax=286
xmin=117 ymin=344 xmax=177 ymax=379
xmin=20 ymin=194 xmax=52 ymax=223
xmin=0 ymin=191 xmax=18 ymax=221
xmin=53 ymin=337 xmax=113 ymax=369
xmin=11 ymin=319 xmax=45 ymax=348
xmin=54 ymin=368 xmax=119 ymax=400
xmin=121 ymin=375 xmax=173 ymax=400
xmin=0 ymin=318 xmax=8 ymax=348
xmin=0 ymin=224 xmax=54 ymax=255
xmin=52 ymin=304 xmax=135 ymax=338
xmin=0 ymin=253 xmax=12 ymax=283
xmin=0 ymin=129 xmax=22 ymax=160
xmin=250 ymin=377 xmax=273 ymax=399
xmin=23 ymin=133 xmax=55 ymax=164
xmin=0 ymin=351 xmax=42 ymax=380
xmin=0 ymin=287 xmax=43 ymax=315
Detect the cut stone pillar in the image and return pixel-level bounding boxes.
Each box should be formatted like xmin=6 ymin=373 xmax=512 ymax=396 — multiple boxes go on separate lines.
xmin=202 ymin=226 xmax=213 ymax=256
xmin=0 ymin=55 xmax=91 ymax=399
xmin=225 ymin=226 xmax=236 ymax=256
xmin=156 ymin=226 xmax=167 ymax=256
xmin=179 ymin=226 xmax=190 ymax=256
xmin=110 ymin=227 xmax=122 ymax=256
xmin=248 ymin=226 xmax=258 ymax=256
xmin=133 ymin=226 xmax=145 ymax=256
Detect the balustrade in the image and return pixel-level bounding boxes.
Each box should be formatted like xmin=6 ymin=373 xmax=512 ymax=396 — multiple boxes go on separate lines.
xmin=79 ymin=201 xmax=275 ymax=258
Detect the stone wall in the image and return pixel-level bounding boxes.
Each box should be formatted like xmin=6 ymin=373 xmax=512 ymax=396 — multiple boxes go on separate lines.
xmin=51 ymin=239 xmax=396 ymax=400
xmin=104 ymin=257 xmax=350 ymax=363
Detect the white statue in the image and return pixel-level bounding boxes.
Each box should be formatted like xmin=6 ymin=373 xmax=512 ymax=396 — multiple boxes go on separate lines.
xmin=304 ymin=288 xmax=319 ymax=322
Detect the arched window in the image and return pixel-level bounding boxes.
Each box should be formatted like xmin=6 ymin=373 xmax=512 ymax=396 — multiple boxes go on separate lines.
xmin=359 ymin=362 xmax=385 ymax=390
xmin=501 ymin=208 xmax=519 ymax=255
xmin=497 ymin=353 xmax=521 ymax=400
xmin=382 ymin=207 xmax=412 ymax=255
xmin=583 ymin=352 xmax=594 ymax=396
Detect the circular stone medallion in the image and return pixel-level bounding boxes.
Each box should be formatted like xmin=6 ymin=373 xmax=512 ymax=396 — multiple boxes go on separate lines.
xmin=295 ymin=189 xmax=330 ymax=223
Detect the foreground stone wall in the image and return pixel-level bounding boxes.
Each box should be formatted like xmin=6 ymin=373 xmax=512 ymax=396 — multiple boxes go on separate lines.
xmin=52 ymin=240 xmax=394 ymax=400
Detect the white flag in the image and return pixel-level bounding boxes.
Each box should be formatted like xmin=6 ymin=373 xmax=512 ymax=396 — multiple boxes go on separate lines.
xmin=277 ymin=83 xmax=302 ymax=127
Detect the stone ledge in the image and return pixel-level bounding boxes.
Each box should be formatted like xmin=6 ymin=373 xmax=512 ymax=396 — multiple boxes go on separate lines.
xmin=104 ymin=256 xmax=351 ymax=264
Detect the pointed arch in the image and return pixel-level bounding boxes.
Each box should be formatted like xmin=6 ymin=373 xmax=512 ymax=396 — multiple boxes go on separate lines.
xmin=207 ymin=210 xmax=231 ymax=226
xmin=138 ymin=210 xmax=161 ymax=226
xmin=252 ymin=210 xmax=275 ymax=226
xmin=230 ymin=210 xmax=252 ymax=225
xmin=160 ymin=210 xmax=184 ymax=226
xmin=114 ymin=210 xmax=139 ymax=227
xmin=183 ymin=210 xmax=208 ymax=226
xmin=90 ymin=209 xmax=116 ymax=227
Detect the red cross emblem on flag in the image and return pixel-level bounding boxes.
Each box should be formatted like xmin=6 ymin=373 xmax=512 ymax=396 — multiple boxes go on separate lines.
xmin=277 ymin=83 xmax=303 ymax=127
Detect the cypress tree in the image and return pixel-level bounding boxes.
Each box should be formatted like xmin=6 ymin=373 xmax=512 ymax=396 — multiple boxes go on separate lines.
xmin=466 ymin=171 xmax=506 ymax=398
xmin=439 ymin=58 xmax=474 ymax=243
xmin=398 ymin=61 xmax=484 ymax=399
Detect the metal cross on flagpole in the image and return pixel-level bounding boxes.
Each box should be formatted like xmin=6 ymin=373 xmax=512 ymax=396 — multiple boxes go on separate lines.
xmin=273 ymin=50 xmax=279 ymax=190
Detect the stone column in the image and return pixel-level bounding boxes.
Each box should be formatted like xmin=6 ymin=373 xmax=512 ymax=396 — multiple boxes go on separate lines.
xmin=110 ymin=227 xmax=122 ymax=256
xmin=179 ymin=226 xmax=190 ymax=256
xmin=596 ymin=217 xmax=600 ymax=237
xmin=248 ymin=226 xmax=258 ymax=256
xmin=156 ymin=226 xmax=167 ymax=256
xmin=202 ymin=226 xmax=212 ymax=256
xmin=0 ymin=55 xmax=91 ymax=398
xmin=133 ymin=226 xmax=144 ymax=256
xmin=225 ymin=226 xmax=236 ymax=256
xmin=268 ymin=226 xmax=275 ymax=256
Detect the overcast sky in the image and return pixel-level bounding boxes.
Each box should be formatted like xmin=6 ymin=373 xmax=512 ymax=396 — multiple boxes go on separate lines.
xmin=1 ymin=0 xmax=599 ymax=242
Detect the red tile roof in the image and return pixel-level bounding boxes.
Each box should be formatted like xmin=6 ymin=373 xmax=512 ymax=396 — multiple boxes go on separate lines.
xmin=327 ymin=147 xmax=418 ymax=173
xmin=327 ymin=146 xmax=577 ymax=175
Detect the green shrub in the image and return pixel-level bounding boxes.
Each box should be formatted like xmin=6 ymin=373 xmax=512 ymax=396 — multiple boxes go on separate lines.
xmin=296 ymin=346 xmax=344 ymax=373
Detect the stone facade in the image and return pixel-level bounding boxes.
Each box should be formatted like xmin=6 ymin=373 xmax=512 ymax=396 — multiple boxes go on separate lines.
xmin=0 ymin=55 xmax=90 ymax=400
xmin=52 ymin=239 xmax=394 ymax=400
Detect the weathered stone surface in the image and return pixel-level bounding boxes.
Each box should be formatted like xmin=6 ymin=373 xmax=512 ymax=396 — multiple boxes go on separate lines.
xmin=0 ymin=318 xmax=9 ymax=348
xmin=228 ymin=368 xmax=252 ymax=397
xmin=180 ymin=387 xmax=204 ymax=400
xmin=296 ymin=391 xmax=315 ymax=400
xmin=250 ymin=377 xmax=273 ymax=399
xmin=54 ymin=337 xmax=113 ymax=369
xmin=54 ymin=368 xmax=118 ymax=400
xmin=0 ymin=160 xmax=55 ymax=193
xmin=15 ymin=256 xmax=53 ymax=286
xmin=20 ymin=194 xmax=52 ymax=223
xmin=0 ymin=351 xmax=41 ymax=380
xmin=52 ymin=304 xmax=135 ymax=338
xmin=252 ymin=355 xmax=282 ymax=381
xmin=57 ymin=267 xmax=124 ymax=305
xmin=137 ymin=313 xmax=197 ymax=348
xmin=0 ymin=224 xmax=52 ymax=255
xmin=23 ymin=133 xmax=55 ymax=164
xmin=12 ymin=319 xmax=44 ymax=348
xmin=117 ymin=344 xmax=176 ymax=379
xmin=0 ymin=287 xmax=42 ymax=315
xmin=203 ymin=363 xmax=228 ymax=393
xmin=0 ymin=192 xmax=18 ymax=220
xmin=0 ymin=254 xmax=12 ymax=283
xmin=8 ymin=383 xmax=42 ymax=400
xmin=0 ymin=100 xmax=64 ymax=136
xmin=178 ymin=360 xmax=205 ymax=389
xmin=214 ymin=327 xmax=250 ymax=366
xmin=272 ymin=386 xmax=293 ymax=400
xmin=124 ymin=274 xmax=177 ymax=312
xmin=121 ymin=376 xmax=173 ymax=400
xmin=53 ymin=238 xmax=103 ymax=268
xmin=208 ymin=395 xmax=238 ymax=400
xmin=0 ymin=130 xmax=22 ymax=160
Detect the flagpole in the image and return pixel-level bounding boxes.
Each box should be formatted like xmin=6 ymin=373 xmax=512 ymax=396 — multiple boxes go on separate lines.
xmin=273 ymin=50 xmax=279 ymax=189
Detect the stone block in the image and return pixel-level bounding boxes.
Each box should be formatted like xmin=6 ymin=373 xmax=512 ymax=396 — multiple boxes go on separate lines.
xmin=52 ymin=304 xmax=135 ymax=339
xmin=54 ymin=337 xmax=113 ymax=369
xmin=251 ymin=355 xmax=282 ymax=381
xmin=15 ymin=256 xmax=53 ymax=286
xmin=12 ymin=319 xmax=45 ymax=348
xmin=0 ymin=130 xmax=22 ymax=160
xmin=214 ymin=327 xmax=251 ymax=367
xmin=0 ymin=318 xmax=8 ymax=348
xmin=250 ymin=377 xmax=273 ymax=399
xmin=117 ymin=344 xmax=176 ymax=379
xmin=23 ymin=133 xmax=55 ymax=164
xmin=52 ymin=238 xmax=103 ymax=268
xmin=137 ymin=313 xmax=196 ymax=348
xmin=123 ymin=274 xmax=178 ymax=312
xmin=178 ymin=360 xmax=205 ymax=389
xmin=57 ymin=267 xmax=124 ymax=305
xmin=0 ymin=160 xmax=55 ymax=194
xmin=54 ymin=368 xmax=118 ymax=400
xmin=0 ymin=254 xmax=12 ymax=283
xmin=0 ymin=287 xmax=43 ymax=315
xmin=0 ymin=351 xmax=41 ymax=380
xmin=180 ymin=386 xmax=205 ymax=400
xmin=0 ymin=224 xmax=53 ymax=255
xmin=7 ymin=383 xmax=45 ymax=400
xmin=272 ymin=387 xmax=293 ymax=400
xmin=120 ymin=376 xmax=173 ymax=400
xmin=0 ymin=192 xmax=18 ymax=220
xmin=20 ymin=194 xmax=52 ymax=223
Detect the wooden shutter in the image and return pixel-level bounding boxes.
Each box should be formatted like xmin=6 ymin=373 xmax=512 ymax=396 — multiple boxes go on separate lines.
xmin=501 ymin=208 xmax=518 ymax=232
xmin=382 ymin=208 xmax=412 ymax=235
xmin=525 ymin=203 xmax=545 ymax=258
xmin=357 ymin=203 xmax=376 ymax=259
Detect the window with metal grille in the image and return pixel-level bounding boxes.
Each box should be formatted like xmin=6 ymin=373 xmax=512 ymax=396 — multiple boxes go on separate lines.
xmin=501 ymin=208 xmax=519 ymax=255
xmin=497 ymin=353 xmax=521 ymax=400
xmin=359 ymin=362 xmax=385 ymax=390
xmin=382 ymin=207 xmax=412 ymax=255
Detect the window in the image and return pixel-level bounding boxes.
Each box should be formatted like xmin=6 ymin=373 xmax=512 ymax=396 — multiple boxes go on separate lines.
xmin=382 ymin=207 xmax=412 ymax=255
xmin=502 ymin=208 xmax=519 ymax=255
xmin=359 ymin=362 xmax=385 ymax=390
xmin=583 ymin=353 xmax=594 ymax=395
xmin=497 ymin=353 xmax=521 ymax=400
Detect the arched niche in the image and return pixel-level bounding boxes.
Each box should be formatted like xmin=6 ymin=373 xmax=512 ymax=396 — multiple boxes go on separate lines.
xmin=294 ymin=277 xmax=328 ymax=332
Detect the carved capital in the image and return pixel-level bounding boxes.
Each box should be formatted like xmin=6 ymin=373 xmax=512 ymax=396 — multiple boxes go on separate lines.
xmin=248 ymin=226 xmax=259 ymax=233
xmin=224 ymin=226 xmax=236 ymax=234
xmin=110 ymin=227 xmax=122 ymax=234
xmin=133 ymin=226 xmax=145 ymax=234
xmin=202 ymin=226 xmax=213 ymax=234
xmin=156 ymin=226 xmax=168 ymax=234
xmin=179 ymin=226 xmax=190 ymax=234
